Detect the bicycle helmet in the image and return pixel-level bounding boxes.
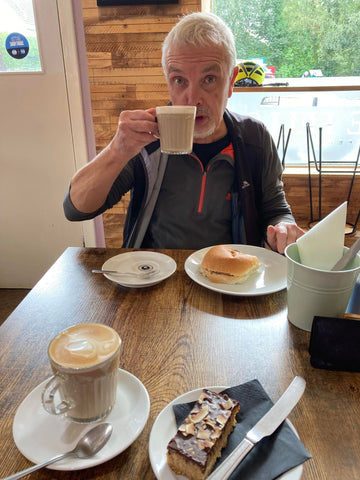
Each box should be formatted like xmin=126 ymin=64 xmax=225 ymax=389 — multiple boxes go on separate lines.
xmin=234 ymin=60 xmax=265 ymax=86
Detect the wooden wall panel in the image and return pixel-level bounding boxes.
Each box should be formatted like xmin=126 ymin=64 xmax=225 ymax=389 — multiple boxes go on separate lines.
xmin=81 ymin=0 xmax=201 ymax=153
xmin=283 ymin=172 xmax=360 ymax=225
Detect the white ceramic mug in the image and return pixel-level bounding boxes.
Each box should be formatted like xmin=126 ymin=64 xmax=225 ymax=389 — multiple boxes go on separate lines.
xmin=155 ymin=105 xmax=196 ymax=154
xmin=42 ymin=323 xmax=121 ymax=423
xmin=285 ymin=243 xmax=360 ymax=331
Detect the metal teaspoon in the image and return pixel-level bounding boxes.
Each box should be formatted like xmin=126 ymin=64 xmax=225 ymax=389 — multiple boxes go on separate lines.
xmin=1 ymin=423 xmax=113 ymax=480
xmin=92 ymin=268 xmax=159 ymax=277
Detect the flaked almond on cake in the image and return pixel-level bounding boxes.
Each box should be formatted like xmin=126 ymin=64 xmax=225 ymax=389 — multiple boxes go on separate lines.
xmin=167 ymin=389 xmax=240 ymax=480
xmin=200 ymin=245 xmax=261 ymax=284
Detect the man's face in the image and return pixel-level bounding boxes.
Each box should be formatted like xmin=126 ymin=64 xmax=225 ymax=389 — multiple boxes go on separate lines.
xmin=164 ymin=44 xmax=238 ymax=143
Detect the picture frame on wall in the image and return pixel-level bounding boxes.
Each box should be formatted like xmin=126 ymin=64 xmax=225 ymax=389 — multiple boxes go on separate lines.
xmin=97 ymin=0 xmax=178 ymax=5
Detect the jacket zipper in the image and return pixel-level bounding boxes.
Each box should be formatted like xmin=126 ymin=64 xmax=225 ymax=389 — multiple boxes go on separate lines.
xmin=190 ymin=153 xmax=210 ymax=213
xmin=198 ymin=170 xmax=207 ymax=213
xmin=193 ymin=143 xmax=234 ymax=214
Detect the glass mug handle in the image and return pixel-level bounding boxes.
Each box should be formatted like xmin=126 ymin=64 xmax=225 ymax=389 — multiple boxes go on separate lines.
xmin=41 ymin=374 xmax=72 ymax=415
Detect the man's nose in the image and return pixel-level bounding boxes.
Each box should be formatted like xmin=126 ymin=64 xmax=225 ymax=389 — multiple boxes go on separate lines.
xmin=185 ymin=83 xmax=202 ymax=106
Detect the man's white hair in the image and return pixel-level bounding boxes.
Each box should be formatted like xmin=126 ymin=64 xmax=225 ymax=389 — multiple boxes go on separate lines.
xmin=161 ymin=12 xmax=237 ymax=77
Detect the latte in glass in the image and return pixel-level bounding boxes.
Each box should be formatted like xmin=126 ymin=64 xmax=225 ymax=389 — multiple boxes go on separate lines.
xmin=156 ymin=105 xmax=196 ymax=154
xmin=42 ymin=323 xmax=121 ymax=423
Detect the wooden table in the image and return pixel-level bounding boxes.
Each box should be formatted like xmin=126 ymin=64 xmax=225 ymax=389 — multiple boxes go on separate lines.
xmin=0 ymin=247 xmax=359 ymax=480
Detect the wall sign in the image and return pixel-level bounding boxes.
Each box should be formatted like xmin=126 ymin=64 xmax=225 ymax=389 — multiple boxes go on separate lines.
xmin=5 ymin=32 xmax=30 ymax=60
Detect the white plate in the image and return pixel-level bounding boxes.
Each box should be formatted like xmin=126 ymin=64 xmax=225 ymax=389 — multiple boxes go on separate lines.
xmin=13 ymin=369 xmax=150 ymax=471
xmin=102 ymin=251 xmax=177 ymax=287
xmin=184 ymin=245 xmax=286 ymax=296
xmin=149 ymin=387 xmax=302 ymax=480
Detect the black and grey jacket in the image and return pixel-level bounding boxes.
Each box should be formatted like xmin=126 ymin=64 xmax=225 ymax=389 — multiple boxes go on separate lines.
xmin=63 ymin=109 xmax=294 ymax=248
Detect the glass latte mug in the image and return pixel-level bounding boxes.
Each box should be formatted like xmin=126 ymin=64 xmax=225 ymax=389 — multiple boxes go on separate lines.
xmin=155 ymin=105 xmax=196 ymax=154
xmin=42 ymin=323 xmax=121 ymax=423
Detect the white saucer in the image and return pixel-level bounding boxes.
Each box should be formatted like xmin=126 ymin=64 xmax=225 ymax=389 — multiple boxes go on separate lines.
xmin=149 ymin=386 xmax=302 ymax=480
xmin=102 ymin=251 xmax=177 ymax=287
xmin=185 ymin=245 xmax=286 ymax=296
xmin=13 ymin=369 xmax=150 ymax=471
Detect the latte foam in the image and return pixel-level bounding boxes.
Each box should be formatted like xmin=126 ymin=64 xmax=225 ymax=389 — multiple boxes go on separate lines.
xmin=49 ymin=323 xmax=120 ymax=369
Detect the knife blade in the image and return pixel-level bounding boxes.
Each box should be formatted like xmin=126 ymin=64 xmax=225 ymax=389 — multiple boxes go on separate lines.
xmin=207 ymin=376 xmax=306 ymax=480
xmin=331 ymin=237 xmax=360 ymax=271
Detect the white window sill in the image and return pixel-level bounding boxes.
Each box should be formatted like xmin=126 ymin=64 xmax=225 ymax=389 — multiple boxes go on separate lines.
xmin=234 ymin=76 xmax=360 ymax=92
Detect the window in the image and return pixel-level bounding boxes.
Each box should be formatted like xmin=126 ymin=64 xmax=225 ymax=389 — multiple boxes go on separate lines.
xmin=0 ymin=0 xmax=42 ymax=73
xmin=227 ymin=91 xmax=360 ymax=165
xmin=211 ymin=0 xmax=360 ymax=165
xmin=212 ymin=0 xmax=360 ymax=81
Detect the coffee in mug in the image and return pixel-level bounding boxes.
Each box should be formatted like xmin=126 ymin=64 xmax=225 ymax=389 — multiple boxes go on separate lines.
xmin=42 ymin=323 xmax=121 ymax=423
xmin=156 ymin=105 xmax=196 ymax=154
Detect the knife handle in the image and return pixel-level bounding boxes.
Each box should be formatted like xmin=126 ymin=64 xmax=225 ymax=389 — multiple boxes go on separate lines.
xmin=207 ymin=437 xmax=254 ymax=480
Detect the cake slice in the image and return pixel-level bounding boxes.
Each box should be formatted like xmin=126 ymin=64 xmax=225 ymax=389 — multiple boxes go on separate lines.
xmin=167 ymin=389 xmax=240 ymax=480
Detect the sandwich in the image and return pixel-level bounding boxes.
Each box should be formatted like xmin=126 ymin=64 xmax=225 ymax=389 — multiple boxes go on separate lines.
xmin=200 ymin=245 xmax=261 ymax=284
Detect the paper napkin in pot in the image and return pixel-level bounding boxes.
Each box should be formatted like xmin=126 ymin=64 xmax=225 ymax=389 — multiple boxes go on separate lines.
xmin=296 ymin=202 xmax=347 ymax=270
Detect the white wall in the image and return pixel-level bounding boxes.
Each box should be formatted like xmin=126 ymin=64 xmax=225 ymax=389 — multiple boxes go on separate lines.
xmin=0 ymin=0 xmax=102 ymax=288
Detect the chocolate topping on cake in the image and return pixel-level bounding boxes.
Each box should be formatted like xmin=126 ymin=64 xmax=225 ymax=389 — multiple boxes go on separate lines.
xmin=167 ymin=389 xmax=240 ymax=473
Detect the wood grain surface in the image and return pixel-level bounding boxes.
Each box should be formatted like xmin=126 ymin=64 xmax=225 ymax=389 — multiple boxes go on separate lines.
xmin=0 ymin=247 xmax=359 ymax=479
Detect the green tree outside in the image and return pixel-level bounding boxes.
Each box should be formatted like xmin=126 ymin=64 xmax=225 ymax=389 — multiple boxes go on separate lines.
xmin=212 ymin=0 xmax=360 ymax=77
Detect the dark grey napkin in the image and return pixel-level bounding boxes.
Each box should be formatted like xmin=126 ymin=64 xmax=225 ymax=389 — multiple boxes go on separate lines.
xmin=172 ymin=379 xmax=311 ymax=480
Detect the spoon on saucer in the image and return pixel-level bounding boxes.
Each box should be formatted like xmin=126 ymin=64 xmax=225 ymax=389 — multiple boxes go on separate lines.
xmin=92 ymin=268 xmax=160 ymax=278
xmin=1 ymin=423 xmax=113 ymax=480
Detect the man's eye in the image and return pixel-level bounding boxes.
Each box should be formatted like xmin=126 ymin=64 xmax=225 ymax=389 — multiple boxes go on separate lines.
xmin=205 ymin=75 xmax=216 ymax=84
xmin=174 ymin=77 xmax=184 ymax=85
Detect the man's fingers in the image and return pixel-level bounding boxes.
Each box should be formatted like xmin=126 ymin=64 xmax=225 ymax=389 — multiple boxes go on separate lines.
xmin=267 ymin=222 xmax=304 ymax=254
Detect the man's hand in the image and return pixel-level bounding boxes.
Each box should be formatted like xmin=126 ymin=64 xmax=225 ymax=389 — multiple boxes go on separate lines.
xmin=110 ymin=108 xmax=158 ymax=160
xmin=69 ymin=108 xmax=158 ymax=214
xmin=267 ymin=222 xmax=305 ymax=254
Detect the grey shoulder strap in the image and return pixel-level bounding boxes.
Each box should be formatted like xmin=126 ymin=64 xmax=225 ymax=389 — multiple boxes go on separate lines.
xmin=131 ymin=151 xmax=169 ymax=248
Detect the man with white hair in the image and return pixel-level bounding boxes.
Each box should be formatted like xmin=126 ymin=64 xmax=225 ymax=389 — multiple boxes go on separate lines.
xmin=64 ymin=12 xmax=304 ymax=253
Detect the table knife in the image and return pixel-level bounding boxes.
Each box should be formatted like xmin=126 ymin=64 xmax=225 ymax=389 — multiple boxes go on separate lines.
xmin=207 ymin=376 xmax=306 ymax=480
xmin=331 ymin=237 xmax=360 ymax=271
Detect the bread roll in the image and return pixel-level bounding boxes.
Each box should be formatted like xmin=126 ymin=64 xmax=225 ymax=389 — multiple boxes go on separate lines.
xmin=200 ymin=245 xmax=261 ymax=284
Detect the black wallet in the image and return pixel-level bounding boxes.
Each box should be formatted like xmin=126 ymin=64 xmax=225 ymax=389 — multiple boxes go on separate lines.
xmin=309 ymin=316 xmax=360 ymax=372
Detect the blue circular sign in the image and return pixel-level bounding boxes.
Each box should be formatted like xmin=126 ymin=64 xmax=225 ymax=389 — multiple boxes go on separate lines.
xmin=5 ymin=32 xmax=29 ymax=60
